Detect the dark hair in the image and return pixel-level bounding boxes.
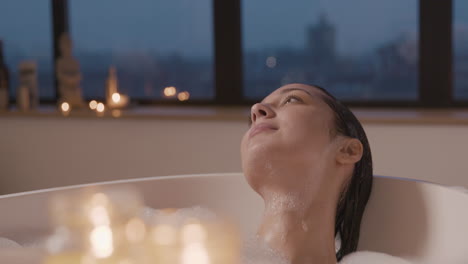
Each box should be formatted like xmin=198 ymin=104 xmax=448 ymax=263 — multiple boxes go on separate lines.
xmin=313 ymin=85 xmax=373 ymax=261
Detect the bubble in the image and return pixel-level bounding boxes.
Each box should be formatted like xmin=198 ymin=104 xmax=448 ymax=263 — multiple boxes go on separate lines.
xmin=0 ymin=237 xmax=21 ymax=248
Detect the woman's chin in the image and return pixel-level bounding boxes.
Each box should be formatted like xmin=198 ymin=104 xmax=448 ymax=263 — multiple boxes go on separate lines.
xmin=242 ymin=166 xmax=267 ymax=193
xmin=242 ymin=160 xmax=277 ymax=194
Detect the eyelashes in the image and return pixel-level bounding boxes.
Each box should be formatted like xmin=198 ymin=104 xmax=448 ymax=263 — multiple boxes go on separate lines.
xmin=282 ymin=95 xmax=303 ymax=105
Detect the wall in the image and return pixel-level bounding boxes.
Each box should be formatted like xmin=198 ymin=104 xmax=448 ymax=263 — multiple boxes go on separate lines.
xmin=1 ymin=115 xmax=467 ymax=194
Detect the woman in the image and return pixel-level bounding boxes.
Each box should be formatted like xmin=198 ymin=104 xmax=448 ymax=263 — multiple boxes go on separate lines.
xmin=241 ymin=83 xmax=373 ymax=263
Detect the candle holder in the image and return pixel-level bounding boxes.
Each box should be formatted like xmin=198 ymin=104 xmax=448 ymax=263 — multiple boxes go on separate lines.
xmin=105 ymin=66 xmax=129 ymax=109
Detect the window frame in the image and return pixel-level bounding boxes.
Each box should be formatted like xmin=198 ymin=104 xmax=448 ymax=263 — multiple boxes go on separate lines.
xmin=11 ymin=0 xmax=467 ymax=108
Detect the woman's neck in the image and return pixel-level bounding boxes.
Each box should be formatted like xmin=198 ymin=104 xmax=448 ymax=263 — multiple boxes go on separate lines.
xmin=257 ymin=191 xmax=338 ymax=264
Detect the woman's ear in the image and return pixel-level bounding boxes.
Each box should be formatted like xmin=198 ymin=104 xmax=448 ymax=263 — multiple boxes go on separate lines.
xmin=336 ymin=138 xmax=363 ymax=165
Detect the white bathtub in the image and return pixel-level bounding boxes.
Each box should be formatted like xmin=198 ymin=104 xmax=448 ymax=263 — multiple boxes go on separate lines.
xmin=1 ymin=173 xmax=468 ymax=263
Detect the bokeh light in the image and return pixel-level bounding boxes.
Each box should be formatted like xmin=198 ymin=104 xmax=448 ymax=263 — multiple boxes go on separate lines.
xmin=60 ymin=102 xmax=70 ymax=112
xmin=151 ymin=225 xmax=177 ymax=245
xmin=112 ymin=93 xmax=121 ymax=103
xmin=89 ymin=100 xmax=98 ymax=110
xmin=164 ymin=86 xmax=177 ymax=97
xmin=96 ymin=103 xmax=105 ymax=113
xmin=266 ymin=56 xmax=277 ymax=68
xmin=177 ymin=91 xmax=190 ymax=101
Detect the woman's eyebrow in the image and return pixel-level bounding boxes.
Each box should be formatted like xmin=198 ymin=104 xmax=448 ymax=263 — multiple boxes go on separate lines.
xmin=279 ymin=87 xmax=314 ymax=98
xmin=260 ymin=87 xmax=316 ymax=104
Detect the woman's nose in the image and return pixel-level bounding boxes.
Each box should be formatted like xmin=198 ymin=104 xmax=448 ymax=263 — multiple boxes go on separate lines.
xmin=251 ymin=103 xmax=275 ymax=123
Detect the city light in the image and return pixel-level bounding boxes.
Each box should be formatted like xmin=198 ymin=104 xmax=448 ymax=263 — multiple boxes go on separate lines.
xmin=266 ymin=56 xmax=277 ymax=68
xmin=164 ymin=86 xmax=177 ymax=97
xmin=177 ymin=91 xmax=190 ymax=101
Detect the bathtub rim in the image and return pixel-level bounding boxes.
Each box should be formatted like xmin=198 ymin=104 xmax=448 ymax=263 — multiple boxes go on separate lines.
xmin=1 ymin=173 xmax=464 ymax=199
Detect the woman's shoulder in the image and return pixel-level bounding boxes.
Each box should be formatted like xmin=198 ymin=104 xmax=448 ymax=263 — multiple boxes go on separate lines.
xmin=339 ymin=251 xmax=412 ymax=264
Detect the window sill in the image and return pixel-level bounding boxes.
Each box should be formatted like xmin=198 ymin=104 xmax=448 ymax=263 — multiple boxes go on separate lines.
xmin=1 ymin=106 xmax=468 ymax=125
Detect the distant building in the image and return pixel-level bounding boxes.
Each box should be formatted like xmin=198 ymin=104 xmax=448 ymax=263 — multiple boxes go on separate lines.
xmin=306 ymin=13 xmax=337 ymax=65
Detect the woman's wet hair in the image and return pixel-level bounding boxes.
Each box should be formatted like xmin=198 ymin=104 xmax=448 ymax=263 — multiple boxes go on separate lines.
xmin=312 ymin=85 xmax=373 ymax=261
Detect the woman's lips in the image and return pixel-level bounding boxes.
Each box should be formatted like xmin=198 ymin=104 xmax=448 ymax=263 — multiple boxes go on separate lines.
xmin=249 ymin=123 xmax=278 ymax=138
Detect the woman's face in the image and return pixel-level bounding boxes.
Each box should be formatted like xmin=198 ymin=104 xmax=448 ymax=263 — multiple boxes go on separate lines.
xmin=241 ymin=83 xmax=338 ymax=193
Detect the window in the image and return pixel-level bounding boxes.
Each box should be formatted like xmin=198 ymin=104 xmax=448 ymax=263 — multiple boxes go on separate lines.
xmin=0 ymin=1 xmax=54 ymax=99
xmin=454 ymin=0 xmax=468 ymax=100
xmin=69 ymin=0 xmax=214 ymax=100
xmin=242 ymin=0 xmax=419 ymax=101
xmin=1 ymin=0 xmax=466 ymax=107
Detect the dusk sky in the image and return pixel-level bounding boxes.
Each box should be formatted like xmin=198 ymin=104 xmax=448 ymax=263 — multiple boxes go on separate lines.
xmin=0 ymin=1 xmax=467 ymax=58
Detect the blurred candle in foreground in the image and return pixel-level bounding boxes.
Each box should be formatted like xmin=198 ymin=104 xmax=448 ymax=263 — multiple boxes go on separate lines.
xmin=146 ymin=210 xmax=240 ymax=264
xmin=42 ymin=186 xmax=242 ymax=264
xmin=43 ymin=187 xmax=145 ymax=264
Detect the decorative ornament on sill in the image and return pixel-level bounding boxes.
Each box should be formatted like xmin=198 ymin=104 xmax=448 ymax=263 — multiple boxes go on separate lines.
xmin=17 ymin=61 xmax=39 ymax=112
xmin=105 ymin=66 xmax=129 ymax=109
xmin=56 ymin=32 xmax=85 ymax=108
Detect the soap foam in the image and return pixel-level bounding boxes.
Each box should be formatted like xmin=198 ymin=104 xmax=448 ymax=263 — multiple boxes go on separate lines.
xmin=340 ymin=251 xmax=412 ymax=264
xmin=0 ymin=237 xmax=21 ymax=249
xmin=141 ymin=205 xmax=218 ymax=226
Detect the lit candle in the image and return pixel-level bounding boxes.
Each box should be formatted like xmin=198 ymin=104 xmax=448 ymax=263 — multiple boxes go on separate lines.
xmin=108 ymin=92 xmax=129 ymax=109
xmin=60 ymin=102 xmax=70 ymax=116
xmin=112 ymin=93 xmax=120 ymax=103
xmin=89 ymin=100 xmax=98 ymax=110
xmin=177 ymin=91 xmax=190 ymax=101
xmin=163 ymin=86 xmax=177 ymax=97
xmin=96 ymin=102 xmax=105 ymax=113
xmin=44 ymin=187 xmax=146 ymax=264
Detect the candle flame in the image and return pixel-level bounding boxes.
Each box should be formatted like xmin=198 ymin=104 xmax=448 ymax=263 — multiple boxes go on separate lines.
xmin=177 ymin=91 xmax=190 ymax=101
xmin=96 ymin=103 xmax=105 ymax=113
xmin=60 ymin=102 xmax=70 ymax=112
xmin=89 ymin=100 xmax=98 ymax=110
xmin=164 ymin=86 xmax=177 ymax=97
xmin=112 ymin=93 xmax=121 ymax=103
